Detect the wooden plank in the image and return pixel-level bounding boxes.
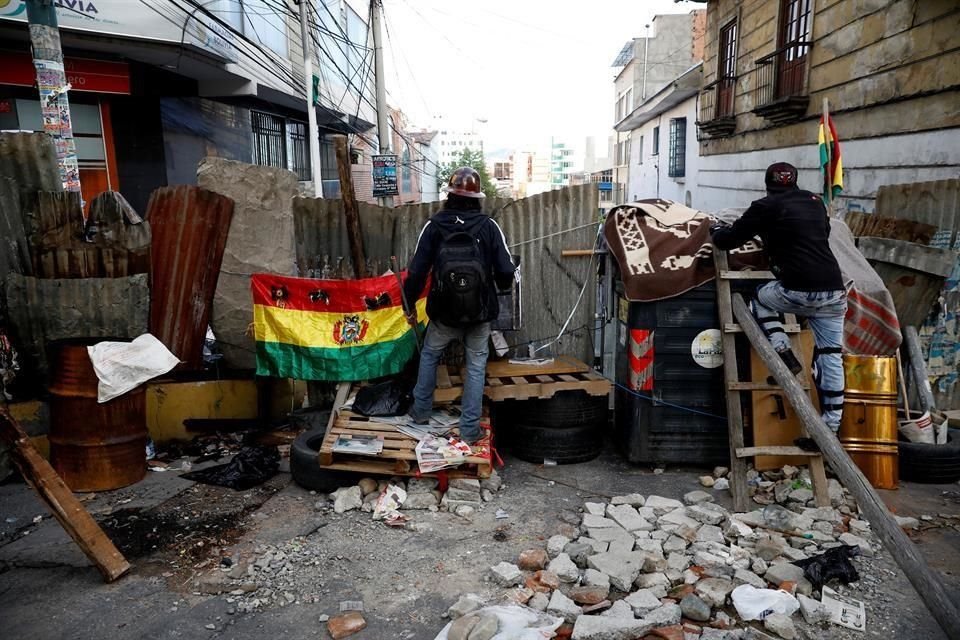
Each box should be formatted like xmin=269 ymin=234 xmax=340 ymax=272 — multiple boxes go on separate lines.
xmin=333 ymin=135 xmax=367 ymax=278
xmin=557 ymin=374 xmax=578 ymax=382
xmin=729 ymin=381 xmax=810 ymax=391
xmin=0 ymin=410 xmax=130 ymax=583
xmin=808 ymin=456 xmax=831 ymax=508
xmin=733 ymin=292 xmax=960 ymax=640
xmin=719 ymin=270 xmax=776 ymax=280
xmin=510 ymin=376 xmax=529 ymax=386
xmin=536 ymin=375 xmax=554 ymax=383
xmin=715 ymin=251 xmax=751 ymax=512
xmin=736 ymin=446 xmax=820 ymax=458
xmin=904 ymin=326 xmax=936 ymax=413
xmin=485 ymin=355 xmax=590 ymax=377
xmin=436 ymin=366 xmax=452 ymax=389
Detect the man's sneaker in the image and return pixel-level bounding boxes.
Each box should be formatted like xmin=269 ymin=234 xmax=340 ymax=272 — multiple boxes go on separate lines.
xmin=404 ymin=413 xmax=429 ymax=426
xmin=776 ymin=347 xmax=804 ymax=376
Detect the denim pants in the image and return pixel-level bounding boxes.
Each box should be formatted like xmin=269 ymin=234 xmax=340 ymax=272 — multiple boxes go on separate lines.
xmin=751 ymin=282 xmax=847 ymax=431
xmin=411 ymin=320 xmax=490 ymax=441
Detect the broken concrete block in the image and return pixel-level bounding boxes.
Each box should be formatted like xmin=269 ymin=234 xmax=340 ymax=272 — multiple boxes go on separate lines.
xmin=641 ymin=602 xmax=681 ymax=627
xmin=733 ymin=568 xmax=766 ymax=589
xmin=634 ymin=572 xmax=669 ymax=595
xmin=606 ymin=504 xmax=651 ymax=532
xmin=895 ymin=515 xmax=920 ymax=530
xmin=584 ymin=568 xmax=610 ymax=588
xmin=611 ymin=493 xmax=645 ymax=507
xmin=333 ymin=486 xmax=363 ymax=513
xmin=583 ymin=514 xmax=618 ymax=529
xmin=402 ymin=492 xmax=440 ymax=510
xmin=700 ymin=476 xmax=716 ymax=488
xmin=518 ymin=549 xmax=549 ymax=571
xmin=586 ymin=551 xmax=644 ymax=591
xmin=547 ymin=535 xmax=572 ymax=558
xmin=763 ymin=562 xmax=806 ymax=589
xmin=448 ymin=594 xmax=484 ymax=620
xmin=546 ymin=589 xmax=581 ymax=623
xmin=578 ymin=536 xmax=609 ymax=554
xmin=571 ymin=615 xmax=653 ymax=640
xmin=449 ymin=478 xmax=481 ymax=492
xmin=447 ymin=487 xmax=483 ymax=502
xmin=489 ymin=562 xmax=523 ymax=587
xmin=695 ymin=524 xmax=725 ymax=545
xmin=688 ymin=505 xmax=726 ymax=526
xmin=624 ymin=588 xmax=661 ymax=616
xmin=683 ymin=490 xmax=715 ymax=505
xmin=645 ymin=496 xmax=684 ymax=516
xmin=694 ymin=577 xmax=735 ymax=608
xmin=528 ymin=592 xmax=549 ymax=612
xmin=584 ymin=502 xmax=607 ymax=516
xmin=569 ymin=584 xmax=610 ymax=605
xmin=549 ymin=553 xmax=581 ymax=583
xmin=467 ymin=614 xmax=498 ymax=640
xmin=601 ymin=599 xmax=635 ymax=619
xmin=839 ymin=532 xmax=874 ymax=556
xmin=763 ymin=612 xmax=797 ymax=639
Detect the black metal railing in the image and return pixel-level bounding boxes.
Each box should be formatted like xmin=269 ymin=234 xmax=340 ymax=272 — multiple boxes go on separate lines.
xmin=699 ymin=77 xmax=737 ymax=123
xmin=754 ymin=40 xmax=812 ymax=108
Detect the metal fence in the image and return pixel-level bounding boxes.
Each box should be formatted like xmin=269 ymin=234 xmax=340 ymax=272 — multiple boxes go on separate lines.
xmin=293 ymin=184 xmax=600 ymax=362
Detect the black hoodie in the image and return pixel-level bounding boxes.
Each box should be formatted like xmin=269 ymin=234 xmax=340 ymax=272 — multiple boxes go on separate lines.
xmin=403 ymin=208 xmax=518 ymax=324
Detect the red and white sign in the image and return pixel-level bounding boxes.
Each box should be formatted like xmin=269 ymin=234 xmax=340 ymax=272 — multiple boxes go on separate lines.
xmin=0 ymin=52 xmax=130 ymax=94
xmin=628 ymin=329 xmax=654 ymax=391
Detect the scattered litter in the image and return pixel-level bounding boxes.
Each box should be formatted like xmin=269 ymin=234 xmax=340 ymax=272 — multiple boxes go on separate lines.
xmin=432 ymin=604 xmax=562 ymax=640
xmin=87 ymin=333 xmax=179 ymax=402
xmin=547 ymin=481 xmax=555 ymax=487
xmin=507 ymin=357 xmax=555 ymax=367
xmin=821 ymin=585 xmax=867 ymax=631
xmin=180 ymin=446 xmax=279 ymax=490
xmin=495 ymin=509 xmax=510 ymax=520
xmin=415 ymin=435 xmax=471 ymax=473
xmin=793 ymin=544 xmax=860 ymax=589
xmin=373 ymin=483 xmax=407 ymax=522
xmin=352 ymin=379 xmax=411 ymax=417
xmin=332 ymin=434 xmax=384 ymax=456
xmin=32 ymin=515 xmax=43 ymax=524
xmin=730 ymin=584 xmax=800 ymax=621
xmin=339 ymin=600 xmax=363 ymax=612
xmin=543 ymin=459 xmax=557 ymax=467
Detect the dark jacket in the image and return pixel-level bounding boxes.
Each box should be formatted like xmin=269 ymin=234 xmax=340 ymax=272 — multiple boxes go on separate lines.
xmin=712 ymin=188 xmax=844 ymax=292
xmin=403 ymin=209 xmax=518 ymax=323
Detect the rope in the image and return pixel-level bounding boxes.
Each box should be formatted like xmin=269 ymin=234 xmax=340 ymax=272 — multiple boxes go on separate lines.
xmin=508 ymin=221 xmax=601 ymax=248
xmin=610 ymin=380 xmax=728 ymax=421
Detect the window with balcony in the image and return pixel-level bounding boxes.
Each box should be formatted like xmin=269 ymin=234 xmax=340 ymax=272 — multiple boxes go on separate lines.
xmin=697 ymin=19 xmax=738 ymax=138
xmin=668 ymin=118 xmax=686 ymax=178
xmin=753 ymin=0 xmax=813 ymax=123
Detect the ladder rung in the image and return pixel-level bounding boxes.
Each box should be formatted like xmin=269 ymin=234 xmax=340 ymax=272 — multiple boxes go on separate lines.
xmin=728 ymin=381 xmax=810 ymax=391
xmin=718 ymin=270 xmax=776 ymax=280
xmin=736 ymin=446 xmax=822 ymax=458
xmin=724 ymin=323 xmax=801 ymax=334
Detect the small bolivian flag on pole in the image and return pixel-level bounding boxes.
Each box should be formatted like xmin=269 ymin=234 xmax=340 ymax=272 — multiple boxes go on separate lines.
xmin=252 ymin=272 xmax=427 ymax=381
xmin=818 ymin=113 xmax=843 ymax=203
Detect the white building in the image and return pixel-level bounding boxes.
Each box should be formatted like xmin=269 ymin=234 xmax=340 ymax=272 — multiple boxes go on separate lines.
xmin=549 ymin=139 xmax=583 ymax=190
xmin=432 ymin=116 xmax=485 ymax=166
xmin=616 ymin=64 xmax=702 ymax=206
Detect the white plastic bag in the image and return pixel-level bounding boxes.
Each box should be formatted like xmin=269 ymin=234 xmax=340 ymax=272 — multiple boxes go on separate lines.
xmin=87 ymin=334 xmax=180 ymax=403
xmin=731 ymin=584 xmax=800 ymax=621
xmin=898 ymin=411 xmax=934 ymax=444
xmin=433 ymin=605 xmax=562 ymax=640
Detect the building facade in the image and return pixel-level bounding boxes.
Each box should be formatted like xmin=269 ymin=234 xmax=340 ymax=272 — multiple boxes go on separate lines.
xmin=549 ymin=139 xmax=582 ymax=190
xmin=693 ymin=0 xmax=960 ymax=213
xmin=0 ymin=0 xmax=379 ymax=213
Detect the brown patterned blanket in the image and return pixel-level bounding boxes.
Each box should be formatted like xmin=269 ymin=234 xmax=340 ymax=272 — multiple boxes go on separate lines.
xmin=604 ymin=199 xmax=765 ymax=302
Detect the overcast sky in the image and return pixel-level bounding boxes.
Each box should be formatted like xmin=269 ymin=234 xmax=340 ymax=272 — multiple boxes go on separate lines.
xmin=380 ymin=0 xmax=703 ymax=154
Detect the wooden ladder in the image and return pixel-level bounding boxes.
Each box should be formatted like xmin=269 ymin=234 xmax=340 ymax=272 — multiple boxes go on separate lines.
xmin=714 ymin=250 xmax=830 ymax=512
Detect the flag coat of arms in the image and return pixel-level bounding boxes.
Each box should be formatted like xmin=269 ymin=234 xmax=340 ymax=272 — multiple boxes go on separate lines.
xmin=252 ymin=272 xmax=427 ymax=381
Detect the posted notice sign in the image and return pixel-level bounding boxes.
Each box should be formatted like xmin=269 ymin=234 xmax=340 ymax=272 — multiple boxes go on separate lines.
xmin=372 ymin=154 xmax=399 ymax=197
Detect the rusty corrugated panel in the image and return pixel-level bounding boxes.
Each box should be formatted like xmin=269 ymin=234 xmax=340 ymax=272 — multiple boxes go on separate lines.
xmin=5 ymin=273 xmax=149 ymax=379
xmin=0 ymin=132 xmax=62 ymax=194
xmin=0 ymin=177 xmax=30 ymax=287
xmin=876 ymin=179 xmax=960 ymax=409
xmin=292 ymin=186 xmax=599 ymax=362
xmin=148 ymin=185 xmax=234 ymax=369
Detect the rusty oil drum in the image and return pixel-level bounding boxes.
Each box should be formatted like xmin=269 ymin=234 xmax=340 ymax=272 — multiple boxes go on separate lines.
xmin=839 ymin=354 xmax=898 ymax=490
xmin=48 ymin=341 xmax=147 ymax=491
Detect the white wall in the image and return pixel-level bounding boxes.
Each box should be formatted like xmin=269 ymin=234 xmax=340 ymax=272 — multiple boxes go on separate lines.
xmin=696 ymin=128 xmax=960 ymax=214
xmin=627 ymin=96 xmax=700 ymax=206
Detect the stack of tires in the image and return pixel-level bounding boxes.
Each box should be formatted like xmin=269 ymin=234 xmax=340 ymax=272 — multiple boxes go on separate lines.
xmin=494 ymin=391 xmax=607 ymax=464
xmin=899 ymin=428 xmax=960 ymax=484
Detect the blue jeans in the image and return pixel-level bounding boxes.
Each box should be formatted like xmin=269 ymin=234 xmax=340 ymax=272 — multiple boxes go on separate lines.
xmin=752 ymin=282 xmax=847 ymax=431
xmin=411 ymin=320 xmax=490 ymax=442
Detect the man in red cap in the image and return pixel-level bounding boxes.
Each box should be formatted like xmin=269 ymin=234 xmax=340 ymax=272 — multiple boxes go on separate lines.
xmin=711 ymin=162 xmax=847 ymax=433
xmin=402 ymin=167 xmax=518 ymax=444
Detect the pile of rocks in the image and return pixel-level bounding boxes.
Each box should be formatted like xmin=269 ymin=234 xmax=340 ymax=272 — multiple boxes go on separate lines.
xmin=326 ymin=470 xmax=503 ymax=515
xmin=471 ymin=485 xmax=880 ymax=640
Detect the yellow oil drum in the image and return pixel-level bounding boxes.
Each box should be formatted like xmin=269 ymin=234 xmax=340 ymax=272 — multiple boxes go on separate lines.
xmin=839 ymin=354 xmax=898 ymax=490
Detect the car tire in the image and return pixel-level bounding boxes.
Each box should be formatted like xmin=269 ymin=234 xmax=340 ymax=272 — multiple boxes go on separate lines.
xmin=898 ymin=428 xmax=960 ymax=484
xmin=508 ymin=390 xmax=609 ymax=429
xmin=509 ymin=422 xmax=602 ymax=465
xmin=290 ymin=427 xmax=365 ymax=492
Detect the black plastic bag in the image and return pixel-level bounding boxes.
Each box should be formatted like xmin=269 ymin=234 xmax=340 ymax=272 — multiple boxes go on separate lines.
xmin=792 ymin=543 xmax=860 ymax=589
xmin=181 ymin=446 xmax=280 ymax=490
xmin=353 ymin=378 xmax=412 ymax=417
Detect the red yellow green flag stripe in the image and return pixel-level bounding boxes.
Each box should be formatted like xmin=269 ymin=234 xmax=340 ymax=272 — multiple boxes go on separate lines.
xmin=818 ymin=114 xmax=843 ymax=203
xmin=252 ymin=272 xmax=426 ymax=381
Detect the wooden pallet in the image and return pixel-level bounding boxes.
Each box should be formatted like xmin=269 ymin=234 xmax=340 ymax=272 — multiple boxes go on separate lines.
xmin=317 ymin=383 xmax=493 ymax=478
xmin=485 ymin=369 xmax=610 ymax=401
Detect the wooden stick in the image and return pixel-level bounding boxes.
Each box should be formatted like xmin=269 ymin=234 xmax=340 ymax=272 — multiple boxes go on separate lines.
xmin=0 ymin=410 xmax=130 ymax=582
xmin=896 ymin=351 xmax=913 ymax=420
xmin=561 ymin=249 xmax=602 ymax=257
xmin=904 ymin=326 xmax=937 ymax=414
xmin=732 ymin=293 xmax=960 ymax=640
xmin=334 ymin=135 xmax=368 ymax=279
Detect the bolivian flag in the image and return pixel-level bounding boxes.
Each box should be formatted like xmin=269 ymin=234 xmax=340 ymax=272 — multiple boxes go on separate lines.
xmin=818 ymin=114 xmax=843 ymax=203
xmin=252 ymin=272 xmax=427 ymax=381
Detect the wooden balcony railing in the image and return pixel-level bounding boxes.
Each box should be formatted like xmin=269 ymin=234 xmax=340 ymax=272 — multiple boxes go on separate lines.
xmin=696 ymin=76 xmax=737 ymax=138
xmin=752 ymin=41 xmax=812 ymax=124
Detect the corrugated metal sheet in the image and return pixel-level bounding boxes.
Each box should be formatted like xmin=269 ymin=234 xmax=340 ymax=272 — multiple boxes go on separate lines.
xmin=0 ymin=177 xmax=30 ymax=290
xmin=5 ymin=273 xmax=149 ymax=379
xmin=0 ymin=132 xmax=62 ymax=194
xmin=293 ymin=185 xmax=599 ymax=362
xmin=875 ymin=179 xmax=960 ymax=408
xmin=148 ymin=185 xmax=234 ymax=369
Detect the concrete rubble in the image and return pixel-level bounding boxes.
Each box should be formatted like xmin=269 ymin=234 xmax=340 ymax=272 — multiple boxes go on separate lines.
xmin=441 ymin=467 xmax=884 ymax=639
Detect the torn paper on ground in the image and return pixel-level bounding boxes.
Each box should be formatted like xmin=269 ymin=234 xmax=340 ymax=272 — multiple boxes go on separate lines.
xmin=88 ymin=333 xmax=180 ymax=402
xmin=822 ymin=586 xmax=867 ymax=631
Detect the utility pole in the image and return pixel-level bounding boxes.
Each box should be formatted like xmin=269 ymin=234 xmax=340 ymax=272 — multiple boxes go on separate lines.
xmin=370 ymin=0 xmax=392 ymax=207
xmin=25 ymin=0 xmax=81 ymax=196
xmin=298 ymin=0 xmax=323 ymax=198
xmin=641 ymin=23 xmax=650 ymax=101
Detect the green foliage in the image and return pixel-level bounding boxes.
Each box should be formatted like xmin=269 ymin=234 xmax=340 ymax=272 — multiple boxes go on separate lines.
xmin=437 ymin=147 xmax=499 ymax=200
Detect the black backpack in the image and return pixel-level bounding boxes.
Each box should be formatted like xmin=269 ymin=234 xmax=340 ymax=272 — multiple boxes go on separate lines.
xmin=432 ymin=228 xmax=489 ymax=326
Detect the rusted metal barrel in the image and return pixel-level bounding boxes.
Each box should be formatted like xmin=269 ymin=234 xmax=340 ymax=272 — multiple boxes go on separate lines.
xmin=48 ymin=341 xmax=147 ymax=491
xmin=839 ymin=354 xmax=898 ymax=490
